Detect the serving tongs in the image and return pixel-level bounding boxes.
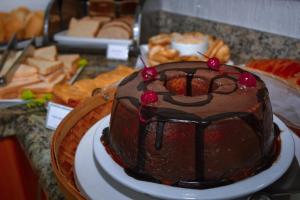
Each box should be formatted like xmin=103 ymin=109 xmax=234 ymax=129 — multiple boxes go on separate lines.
xmin=0 ymin=36 xmax=35 ymax=87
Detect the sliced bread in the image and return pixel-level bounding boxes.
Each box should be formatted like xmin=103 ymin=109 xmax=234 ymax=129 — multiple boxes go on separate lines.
xmin=0 ymin=76 xmax=41 ymax=98
xmin=33 ymin=45 xmax=57 ymax=61
xmin=26 ymin=58 xmax=62 ymax=75
xmin=40 ymin=69 xmax=65 ymax=83
xmin=13 ymin=64 xmax=38 ymax=78
xmin=67 ymin=18 xmax=100 ymax=37
xmin=102 ymin=20 xmax=131 ymax=33
xmin=22 ymin=73 xmax=65 ymax=93
xmin=58 ymin=54 xmax=80 ymax=79
xmin=58 ymin=54 xmax=80 ymax=69
xmin=97 ymin=25 xmax=130 ymax=39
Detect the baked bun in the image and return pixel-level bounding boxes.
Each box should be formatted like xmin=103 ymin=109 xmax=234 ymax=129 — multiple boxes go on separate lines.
xmin=0 ymin=7 xmax=44 ymax=42
xmin=24 ymin=11 xmax=44 ymax=39
xmin=0 ymin=15 xmax=5 ymax=43
xmin=3 ymin=13 xmax=24 ymax=40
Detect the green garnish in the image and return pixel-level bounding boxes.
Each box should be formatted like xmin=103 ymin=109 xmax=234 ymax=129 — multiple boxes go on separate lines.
xmin=21 ymin=89 xmax=35 ymax=100
xmin=20 ymin=90 xmax=53 ymax=108
xmin=78 ymin=58 xmax=88 ymax=68
xmin=42 ymin=93 xmax=53 ymax=101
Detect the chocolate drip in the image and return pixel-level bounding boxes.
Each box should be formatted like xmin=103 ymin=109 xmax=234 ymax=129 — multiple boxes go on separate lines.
xmin=257 ymin=87 xmax=268 ymax=111
xmin=175 ymin=179 xmax=233 ymax=189
xmin=119 ymin=71 xmax=139 ymax=86
xmin=195 ymin=123 xmax=209 ymax=180
xmin=273 ymin=123 xmax=281 ymax=137
xmin=125 ymin=168 xmax=161 ymax=183
xmin=100 ymin=127 xmax=110 ymax=145
xmin=155 ymin=121 xmax=165 ymax=150
xmin=186 ymin=73 xmax=194 ymax=96
xmin=136 ymin=122 xmax=147 ymax=173
xmin=163 ymin=94 xmax=213 ymax=107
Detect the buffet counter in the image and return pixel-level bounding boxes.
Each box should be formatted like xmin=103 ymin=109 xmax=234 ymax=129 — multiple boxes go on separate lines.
xmin=0 ymin=54 xmax=137 ymax=200
xmin=1 ymin=52 xmax=300 ymax=200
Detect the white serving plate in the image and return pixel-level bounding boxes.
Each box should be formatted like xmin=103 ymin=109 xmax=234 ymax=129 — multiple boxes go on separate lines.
xmin=75 ymin=114 xmax=295 ymax=200
xmin=136 ymin=44 xmax=234 ymax=69
xmin=74 ymin=118 xmax=155 ymax=200
xmin=54 ymin=31 xmax=133 ymax=49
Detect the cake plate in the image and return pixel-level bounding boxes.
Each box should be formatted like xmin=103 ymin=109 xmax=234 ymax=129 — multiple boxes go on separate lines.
xmin=75 ymin=115 xmax=294 ymax=200
xmin=74 ymin=119 xmax=156 ymax=200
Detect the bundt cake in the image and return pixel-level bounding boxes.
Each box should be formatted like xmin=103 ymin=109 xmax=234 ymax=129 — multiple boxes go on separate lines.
xmin=101 ymin=61 xmax=279 ymax=189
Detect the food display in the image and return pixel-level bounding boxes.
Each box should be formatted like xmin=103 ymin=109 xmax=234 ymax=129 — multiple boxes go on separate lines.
xmin=0 ymin=45 xmax=80 ymax=99
xmin=67 ymin=16 xmax=134 ymax=39
xmin=0 ymin=6 xmax=44 ymax=43
xmin=245 ymin=59 xmax=300 ymax=91
xmin=101 ymin=60 xmax=279 ymax=188
xmin=147 ymin=32 xmax=231 ymax=66
xmin=53 ymin=65 xmax=134 ymax=107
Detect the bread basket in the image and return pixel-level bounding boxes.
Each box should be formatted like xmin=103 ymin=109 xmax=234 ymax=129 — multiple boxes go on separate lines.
xmin=50 ymin=91 xmax=114 ymax=199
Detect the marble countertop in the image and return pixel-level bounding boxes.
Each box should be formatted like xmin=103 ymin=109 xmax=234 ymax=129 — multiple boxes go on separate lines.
xmin=0 ymin=54 xmax=137 ymax=200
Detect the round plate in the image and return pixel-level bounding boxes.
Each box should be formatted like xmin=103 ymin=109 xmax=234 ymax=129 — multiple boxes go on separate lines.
xmin=74 ymin=119 xmax=156 ymax=200
xmin=93 ymin=115 xmax=295 ymax=200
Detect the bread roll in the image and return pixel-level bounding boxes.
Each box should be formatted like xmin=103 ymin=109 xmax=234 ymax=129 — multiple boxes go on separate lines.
xmin=24 ymin=11 xmax=44 ymax=39
xmin=3 ymin=13 xmax=24 ymax=41
xmin=11 ymin=6 xmax=30 ymax=23
xmin=0 ymin=16 xmax=5 ymax=43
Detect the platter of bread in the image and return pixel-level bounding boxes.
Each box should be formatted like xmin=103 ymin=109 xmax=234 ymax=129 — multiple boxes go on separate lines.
xmin=136 ymin=32 xmax=232 ymax=68
xmin=54 ymin=16 xmax=135 ymax=49
xmin=52 ymin=65 xmax=134 ymax=108
xmin=0 ymin=42 xmax=134 ymax=108
xmin=0 ymin=6 xmax=44 ymax=50
xmin=0 ymin=45 xmax=81 ymax=101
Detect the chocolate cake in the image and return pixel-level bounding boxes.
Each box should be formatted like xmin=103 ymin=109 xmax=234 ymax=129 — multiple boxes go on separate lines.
xmin=101 ymin=61 xmax=278 ymax=189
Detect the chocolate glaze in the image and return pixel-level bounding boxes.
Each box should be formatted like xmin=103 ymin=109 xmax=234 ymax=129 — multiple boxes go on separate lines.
xmin=103 ymin=61 xmax=276 ymax=189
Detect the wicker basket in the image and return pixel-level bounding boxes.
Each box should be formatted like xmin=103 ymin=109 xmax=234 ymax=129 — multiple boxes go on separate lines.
xmin=50 ymin=90 xmax=114 ymax=200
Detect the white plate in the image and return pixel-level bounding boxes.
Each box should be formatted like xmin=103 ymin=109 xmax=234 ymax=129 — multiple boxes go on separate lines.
xmin=74 ymin=118 xmax=156 ymax=200
xmin=135 ymin=44 xmax=234 ymax=70
xmin=92 ymin=115 xmax=294 ymax=200
xmin=54 ymin=31 xmax=133 ymax=49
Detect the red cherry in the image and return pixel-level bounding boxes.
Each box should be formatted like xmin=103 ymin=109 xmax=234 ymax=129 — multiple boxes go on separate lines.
xmin=141 ymin=67 xmax=157 ymax=81
xmin=207 ymin=57 xmax=221 ymax=70
xmin=238 ymin=72 xmax=257 ymax=87
xmin=140 ymin=90 xmax=158 ymax=105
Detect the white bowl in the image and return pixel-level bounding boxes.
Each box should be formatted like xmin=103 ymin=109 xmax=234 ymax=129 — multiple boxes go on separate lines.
xmin=171 ymin=38 xmax=208 ymax=56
